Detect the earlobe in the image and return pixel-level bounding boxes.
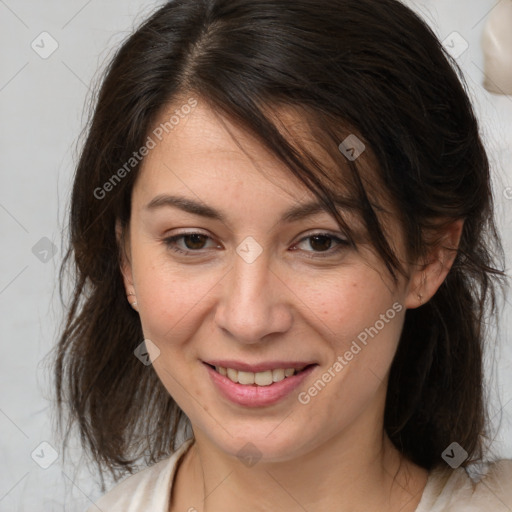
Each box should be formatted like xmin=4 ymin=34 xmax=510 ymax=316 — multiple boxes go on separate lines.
xmin=404 ymin=219 xmax=464 ymax=309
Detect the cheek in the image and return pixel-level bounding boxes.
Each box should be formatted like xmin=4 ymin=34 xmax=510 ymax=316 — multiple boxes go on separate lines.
xmin=298 ymin=271 xmax=395 ymax=342
xmin=293 ymin=288 xmax=404 ymax=443
xmin=132 ymin=248 xmax=218 ymax=346
xmin=298 ymin=269 xmax=405 ymax=389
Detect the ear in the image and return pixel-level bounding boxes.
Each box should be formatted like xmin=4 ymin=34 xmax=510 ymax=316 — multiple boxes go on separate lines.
xmin=404 ymin=219 xmax=464 ymax=309
xmin=116 ymin=218 xmax=135 ymax=294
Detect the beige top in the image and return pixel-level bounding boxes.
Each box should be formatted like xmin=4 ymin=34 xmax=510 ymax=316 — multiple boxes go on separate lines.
xmin=86 ymin=438 xmax=512 ymax=511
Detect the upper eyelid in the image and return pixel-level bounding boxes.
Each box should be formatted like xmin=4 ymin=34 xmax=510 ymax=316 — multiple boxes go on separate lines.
xmin=164 ymin=228 xmax=347 ymax=239
xmin=163 ymin=230 xmax=348 ymax=248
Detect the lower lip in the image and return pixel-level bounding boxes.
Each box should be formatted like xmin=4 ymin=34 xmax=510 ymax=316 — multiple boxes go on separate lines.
xmin=204 ymin=363 xmax=317 ymax=407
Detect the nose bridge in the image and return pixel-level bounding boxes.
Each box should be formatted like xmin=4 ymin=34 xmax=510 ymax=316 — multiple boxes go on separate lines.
xmin=233 ymin=246 xmax=270 ymax=302
xmin=215 ymin=240 xmax=292 ymax=343
xmin=232 ymin=235 xmax=270 ymax=300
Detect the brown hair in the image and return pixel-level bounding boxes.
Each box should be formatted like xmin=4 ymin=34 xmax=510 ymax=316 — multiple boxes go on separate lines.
xmin=55 ymin=0 xmax=506 ymax=484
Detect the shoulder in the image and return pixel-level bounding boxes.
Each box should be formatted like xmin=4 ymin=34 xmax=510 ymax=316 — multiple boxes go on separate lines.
xmin=85 ymin=438 xmax=194 ymax=512
xmin=417 ymin=459 xmax=512 ymax=511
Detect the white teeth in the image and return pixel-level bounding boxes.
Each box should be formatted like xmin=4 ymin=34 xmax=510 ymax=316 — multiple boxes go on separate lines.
xmin=272 ymin=368 xmax=285 ymax=382
xmin=227 ymin=368 xmax=238 ymax=381
xmin=237 ymin=370 xmax=255 ymax=385
xmin=214 ymin=365 xmax=306 ymax=386
xmin=254 ymin=370 xmax=273 ymax=386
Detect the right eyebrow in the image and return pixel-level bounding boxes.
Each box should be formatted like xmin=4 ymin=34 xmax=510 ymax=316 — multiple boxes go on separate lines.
xmin=145 ymin=194 xmax=226 ymax=222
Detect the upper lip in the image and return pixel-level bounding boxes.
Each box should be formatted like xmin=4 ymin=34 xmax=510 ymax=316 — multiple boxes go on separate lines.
xmin=204 ymin=360 xmax=317 ymax=373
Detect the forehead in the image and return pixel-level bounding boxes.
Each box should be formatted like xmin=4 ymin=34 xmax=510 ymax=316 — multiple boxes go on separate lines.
xmin=133 ymin=101 xmax=332 ymax=207
xmin=131 ymin=98 xmax=406 ymax=254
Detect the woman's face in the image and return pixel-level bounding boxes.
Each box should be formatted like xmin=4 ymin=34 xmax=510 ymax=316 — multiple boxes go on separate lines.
xmin=120 ymin=99 xmax=420 ymax=462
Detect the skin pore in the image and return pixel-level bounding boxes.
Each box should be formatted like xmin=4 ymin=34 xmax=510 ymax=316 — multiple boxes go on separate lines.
xmin=117 ymin=98 xmax=464 ymax=512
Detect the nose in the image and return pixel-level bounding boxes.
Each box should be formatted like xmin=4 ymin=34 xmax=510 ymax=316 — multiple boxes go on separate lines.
xmin=214 ymin=246 xmax=293 ymax=344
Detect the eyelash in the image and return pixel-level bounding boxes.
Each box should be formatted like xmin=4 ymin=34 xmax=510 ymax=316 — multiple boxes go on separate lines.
xmin=162 ymin=231 xmax=350 ymax=259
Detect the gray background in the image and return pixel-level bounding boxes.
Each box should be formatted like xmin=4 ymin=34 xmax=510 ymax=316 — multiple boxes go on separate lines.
xmin=0 ymin=0 xmax=511 ymax=510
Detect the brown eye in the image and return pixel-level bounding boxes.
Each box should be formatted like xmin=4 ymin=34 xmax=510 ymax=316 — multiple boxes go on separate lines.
xmin=292 ymin=232 xmax=349 ymax=258
xmin=163 ymin=232 xmax=218 ymax=255
xmin=308 ymin=235 xmax=335 ymax=252
xmin=181 ymin=233 xmax=209 ymax=250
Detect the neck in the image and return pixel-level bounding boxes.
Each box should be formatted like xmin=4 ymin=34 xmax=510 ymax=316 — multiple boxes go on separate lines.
xmin=172 ymin=406 xmax=428 ymax=512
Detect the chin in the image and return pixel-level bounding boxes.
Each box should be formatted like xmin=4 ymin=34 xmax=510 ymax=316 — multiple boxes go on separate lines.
xmin=197 ymin=421 xmax=318 ymax=465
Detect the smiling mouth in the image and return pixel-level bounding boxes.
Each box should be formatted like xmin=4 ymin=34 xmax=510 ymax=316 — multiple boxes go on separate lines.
xmin=205 ymin=363 xmax=316 ymax=386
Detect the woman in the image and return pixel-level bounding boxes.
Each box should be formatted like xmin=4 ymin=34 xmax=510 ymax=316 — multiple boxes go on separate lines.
xmin=55 ymin=0 xmax=512 ymax=510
